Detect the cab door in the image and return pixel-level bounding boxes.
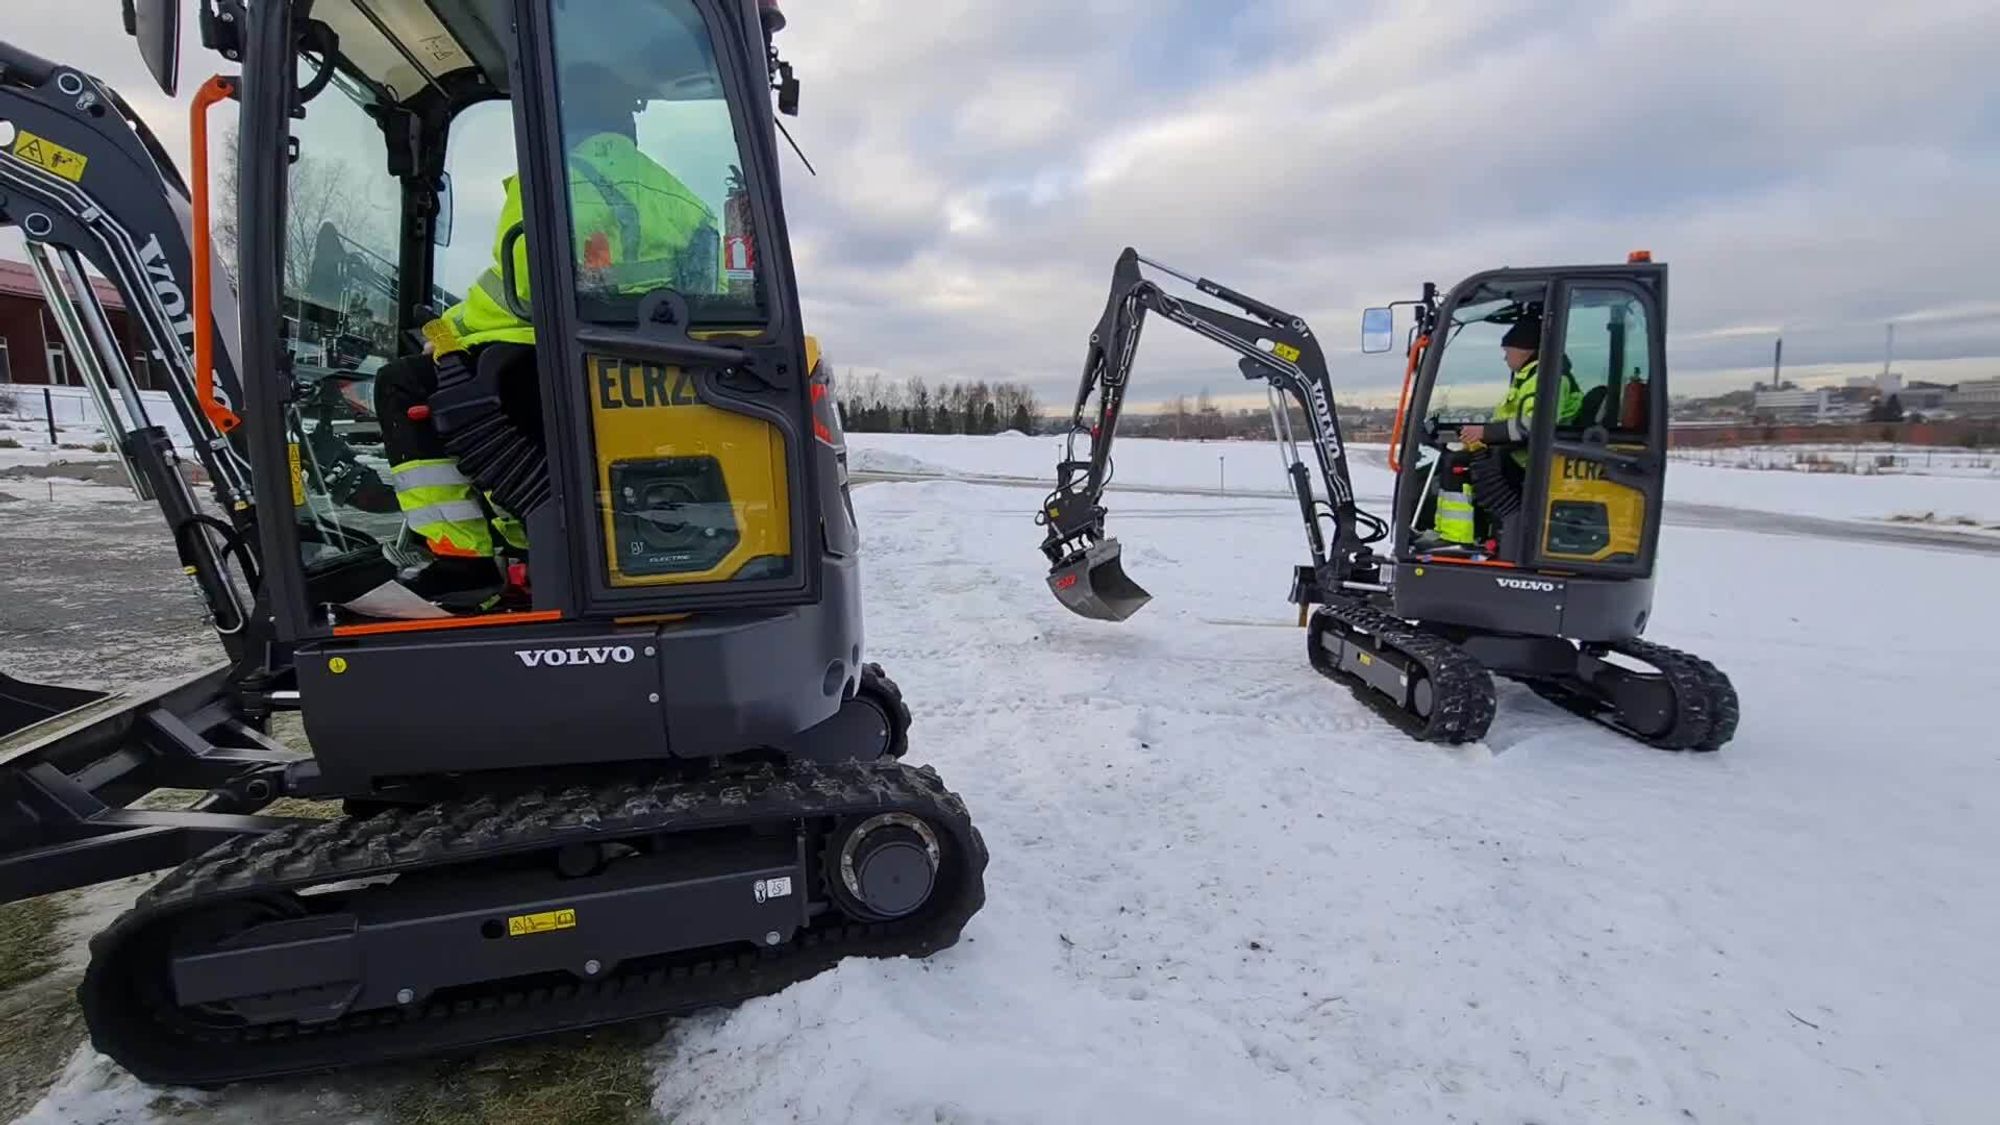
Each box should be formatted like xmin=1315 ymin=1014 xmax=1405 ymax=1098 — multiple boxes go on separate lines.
xmin=1526 ymin=265 xmax=1669 ymax=578
xmin=510 ymin=0 xmax=820 ymax=613
xmin=1389 ymin=268 xmax=1553 ymax=558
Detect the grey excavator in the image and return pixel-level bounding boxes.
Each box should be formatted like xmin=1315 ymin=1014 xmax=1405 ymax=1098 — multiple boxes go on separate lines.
xmin=0 ymin=0 xmax=985 ymax=1086
xmin=1039 ymin=248 xmax=1739 ymax=751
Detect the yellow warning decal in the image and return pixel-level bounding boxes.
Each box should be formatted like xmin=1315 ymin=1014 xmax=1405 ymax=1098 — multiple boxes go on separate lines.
xmin=1358 ymin=652 xmax=1374 ymax=666
xmin=287 ymin=443 xmax=305 ymax=506
xmin=1271 ymin=341 xmax=1302 ymax=363
xmin=12 ymin=130 xmax=89 ymax=182
xmin=507 ymin=908 xmax=577 ymax=937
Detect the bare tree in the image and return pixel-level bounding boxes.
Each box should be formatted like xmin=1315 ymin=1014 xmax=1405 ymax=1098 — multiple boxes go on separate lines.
xmin=907 ymin=375 xmax=931 ymax=434
xmin=212 ymin=129 xmax=241 ymax=269
xmin=964 ymin=380 xmax=993 ymax=435
xmin=939 ymin=382 xmax=967 ymax=435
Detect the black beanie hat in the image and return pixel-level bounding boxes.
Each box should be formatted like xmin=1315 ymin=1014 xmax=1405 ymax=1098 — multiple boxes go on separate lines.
xmin=1501 ymin=318 xmax=1541 ymax=351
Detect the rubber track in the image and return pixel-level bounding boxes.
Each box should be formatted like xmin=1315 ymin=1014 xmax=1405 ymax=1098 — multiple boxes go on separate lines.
xmin=857 ymin=662 xmax=912 ymax=759
xmin=1308 ymin=596 xmax=1497 ymax=744
xmin=80 ymin=759 xmax=986 ymax=1087
xmin=1517 ymin=639 xmax=1740 ymax=752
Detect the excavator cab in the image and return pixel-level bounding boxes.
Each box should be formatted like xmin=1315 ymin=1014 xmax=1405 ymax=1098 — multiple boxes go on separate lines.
xmin=217 ymin=0 xmax=837 ymax=627
xmin=1371 ymin=257 xmax=1670 ymax=641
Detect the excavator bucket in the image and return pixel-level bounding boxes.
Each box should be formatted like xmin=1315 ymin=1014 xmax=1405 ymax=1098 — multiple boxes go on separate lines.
xmin=1048 ymin=539 xmax=1153 ymax=621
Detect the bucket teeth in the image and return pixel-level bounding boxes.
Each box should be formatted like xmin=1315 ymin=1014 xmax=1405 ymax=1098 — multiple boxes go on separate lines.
xmin=1048 ymin=539 xmax=1152 ymax=621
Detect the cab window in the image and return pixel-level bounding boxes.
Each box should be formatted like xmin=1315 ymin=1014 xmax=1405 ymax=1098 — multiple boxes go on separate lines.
xmin=436 ymin=100 xmax=517 ymax=304
xmin=280 ymin=61 xmax=410 ymax=572
xmin=1558 ymin=288 xmax=1653 ymax=441
xmin=547 ymin=0 xmax=766 ymax=326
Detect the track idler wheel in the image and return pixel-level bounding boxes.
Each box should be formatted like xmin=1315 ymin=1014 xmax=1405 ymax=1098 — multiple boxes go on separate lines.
xmin=854 ymin=663 xmax=912 ymax=760
xmin=828 ymin=813 xmax=940 ymax=922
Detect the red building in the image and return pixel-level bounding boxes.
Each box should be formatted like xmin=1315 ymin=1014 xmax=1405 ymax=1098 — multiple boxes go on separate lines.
xmin=0 ymin=259 xmax=163 ymax=391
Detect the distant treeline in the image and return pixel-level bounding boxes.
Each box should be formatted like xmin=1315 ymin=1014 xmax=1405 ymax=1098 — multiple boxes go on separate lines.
xmin=833 ymin=376 xmax=1401 ymax=440
xmin=834 ymin=373 xmax=1043 ymax=435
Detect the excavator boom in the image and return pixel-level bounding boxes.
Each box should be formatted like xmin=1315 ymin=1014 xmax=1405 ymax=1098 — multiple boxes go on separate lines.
xmin=1038 ymin=248 xmax=1381 ymax=620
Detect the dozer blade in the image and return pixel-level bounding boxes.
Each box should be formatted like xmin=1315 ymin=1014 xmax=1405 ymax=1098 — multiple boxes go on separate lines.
xmin=0 ymin=670 xmax=106 ymax=741
xmin=1048 ymin=539 xmax=1153 ymax=621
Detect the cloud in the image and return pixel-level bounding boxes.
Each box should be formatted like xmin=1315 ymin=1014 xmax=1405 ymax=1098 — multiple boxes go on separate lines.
xmin=19 ymin=0 xmax=2000 ymax=409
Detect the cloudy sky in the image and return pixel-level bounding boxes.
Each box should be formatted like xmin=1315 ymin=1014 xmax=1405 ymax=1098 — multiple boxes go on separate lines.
xmin=24 ymin=0 xmax=2000 ymax=407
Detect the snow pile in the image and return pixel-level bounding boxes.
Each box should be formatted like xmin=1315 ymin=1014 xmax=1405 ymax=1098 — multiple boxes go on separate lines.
xmin=845 ymin=445 xmax=948 ymax=476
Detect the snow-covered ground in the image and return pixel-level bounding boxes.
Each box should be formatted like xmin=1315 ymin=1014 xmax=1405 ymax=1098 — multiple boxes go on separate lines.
xmin=847 ymin=432 xmax=2000 ymax=528
xmin=13 ymin=448 xmax=2000 ymax=1123
xmin=634 ymin=483 xmax=2000 ymax=1124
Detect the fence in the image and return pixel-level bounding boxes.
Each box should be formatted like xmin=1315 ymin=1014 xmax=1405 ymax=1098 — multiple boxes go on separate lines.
xmin=1668 ymin=420 xmax=2000 ymax=449
xmin=1669 ymin=444 xmax=1997 ymax=476
xmin=0 ymin=383 xmax=190 ymax=449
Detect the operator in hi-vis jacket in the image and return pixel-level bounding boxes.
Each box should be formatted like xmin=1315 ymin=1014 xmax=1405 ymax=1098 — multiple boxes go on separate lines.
xmin=1431 ymin=316 xmax=1582 ymax=547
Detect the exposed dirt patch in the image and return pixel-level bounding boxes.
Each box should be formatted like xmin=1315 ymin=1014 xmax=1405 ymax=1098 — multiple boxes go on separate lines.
xmin=380 ymin=1026 xmax=661 ymax=1125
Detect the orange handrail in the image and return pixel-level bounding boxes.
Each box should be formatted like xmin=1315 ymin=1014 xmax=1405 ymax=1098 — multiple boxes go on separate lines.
xmin=1387 ymin=333 xmax=1428 ymax=472
xmin=190 ymin=74 xmax=241 ymax=434
xmin=332 ymin=610 xmax=565 ymax=638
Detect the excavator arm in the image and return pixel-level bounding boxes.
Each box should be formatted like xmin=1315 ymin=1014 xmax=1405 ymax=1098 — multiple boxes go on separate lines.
xmin=0 ymin=39 xmax=263 ymax=658
xmin=1038 ymin=248 xmax=1384 ymax=621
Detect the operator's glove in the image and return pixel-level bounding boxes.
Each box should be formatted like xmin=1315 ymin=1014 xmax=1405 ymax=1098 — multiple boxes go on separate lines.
xmin=1464 ymin=419 xmax=1525 ymax=447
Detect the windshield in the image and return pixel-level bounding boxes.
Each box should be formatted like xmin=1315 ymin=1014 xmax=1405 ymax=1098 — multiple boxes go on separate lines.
xmin=279 ymin=65 xmax=422 ymax=577
xmin=1430 ymin=285 xmax=1547 ymax=422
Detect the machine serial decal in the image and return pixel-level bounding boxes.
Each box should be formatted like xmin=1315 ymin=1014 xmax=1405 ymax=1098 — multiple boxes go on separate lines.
xmin=594 ymin=358 xmax=700 ymax=410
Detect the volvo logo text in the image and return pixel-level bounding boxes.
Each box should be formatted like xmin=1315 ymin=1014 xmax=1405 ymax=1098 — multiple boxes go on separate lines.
xmin=137 ymin=233 xmax=196 ymax=340
xmin=515 ymin=646 xmax=638 ymax=668
xmin=1495 ymin=577 xmax=1558 ymax=592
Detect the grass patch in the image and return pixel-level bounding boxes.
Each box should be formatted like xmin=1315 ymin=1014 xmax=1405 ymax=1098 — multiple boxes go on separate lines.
xmin=133 ymin=789 xmax=340 ymax=820
xmin=0 ymin=986 xmax=86 ymax=1122
xmin=0 ymin=896 xmax=68 ymax=991
xmin=260 ymin=796 xmax=343 ymax=819
xmin=0 ymin=897 xmax=85 ymax=1123
xmin=385 ymin=1025 xmax=659 ymax=1125
xmin=0 ymin=437 xmax=20 ymax=450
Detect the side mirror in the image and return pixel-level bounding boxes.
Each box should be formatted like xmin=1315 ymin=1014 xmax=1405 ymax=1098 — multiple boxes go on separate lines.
xmin=1361 ymin=307 xmax=1394 ymax=354
xmin=124 ymin=0 xmax=182 ymax=97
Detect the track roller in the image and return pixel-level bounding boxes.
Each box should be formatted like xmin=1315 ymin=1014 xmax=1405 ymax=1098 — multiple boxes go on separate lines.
xmin=1514 ymin=639 xmax=1740 ymax=752
xmin=1308 ymin=596 xmax=1496 ymax=744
